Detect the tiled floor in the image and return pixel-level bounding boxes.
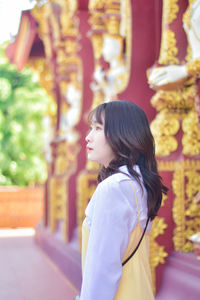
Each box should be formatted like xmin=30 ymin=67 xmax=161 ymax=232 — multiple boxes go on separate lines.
xmin=0 ymin=228 xmax=78 ymax=300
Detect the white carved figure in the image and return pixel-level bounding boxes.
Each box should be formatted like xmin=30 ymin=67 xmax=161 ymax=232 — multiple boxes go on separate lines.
xmin=91 ymin=35 xmax=125 ymax=101
xmin=148 ymin=0 xmax=200 ymax=89
xmin=60 ymin=83 xmax=81 ymax=142
xmin=149 ymin=65 xmax=188 ymax=88
xmin=43 ymin=115 xmax=53 ymax=163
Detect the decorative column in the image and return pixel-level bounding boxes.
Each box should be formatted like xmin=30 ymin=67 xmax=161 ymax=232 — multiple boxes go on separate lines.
xmin=32 ymin=0 xmax=82 ymax=242
xmin=77 ymin=0 xmax=132 ymax=245
xmin=147 ymin=0 xmax=200 ymax=292
xmin=88 ymin=0 xmax=132 ymax=105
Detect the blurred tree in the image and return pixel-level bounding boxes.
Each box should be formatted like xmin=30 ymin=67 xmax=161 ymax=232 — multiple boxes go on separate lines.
xmin=0 ymin=45 xmax=50 ymax=186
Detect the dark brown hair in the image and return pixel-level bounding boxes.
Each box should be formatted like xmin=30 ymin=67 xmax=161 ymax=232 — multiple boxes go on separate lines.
xmin=88 ymin=100 xmax=168 ymax=220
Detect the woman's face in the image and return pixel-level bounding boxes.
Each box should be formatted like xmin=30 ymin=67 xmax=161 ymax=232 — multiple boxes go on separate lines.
xmin=85 ymin=115 xmax=115 ymax=167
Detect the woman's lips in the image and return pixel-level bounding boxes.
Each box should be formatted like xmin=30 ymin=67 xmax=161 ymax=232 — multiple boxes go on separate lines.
xmin=87 ymin=146 xmax=93 ymax=152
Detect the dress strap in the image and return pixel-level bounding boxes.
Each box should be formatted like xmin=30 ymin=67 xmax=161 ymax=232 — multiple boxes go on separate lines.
xmin=122 ymin=216 xmax=150 ymax=266
xmin=127 ymin=181 xmax=140 ymax=219
xmin=122 ymin=180 xmax=150 ymax=267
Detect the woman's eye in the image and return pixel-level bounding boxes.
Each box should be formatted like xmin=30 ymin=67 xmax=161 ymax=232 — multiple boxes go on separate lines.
xmin=89 ymin=124 xmax=102 ymax=131
xmin=95 ymin=125 xmax=102 ymax=130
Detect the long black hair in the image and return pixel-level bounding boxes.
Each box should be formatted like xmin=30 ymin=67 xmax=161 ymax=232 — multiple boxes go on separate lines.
xmin=88 ymin=100 xmax=168 ymax=220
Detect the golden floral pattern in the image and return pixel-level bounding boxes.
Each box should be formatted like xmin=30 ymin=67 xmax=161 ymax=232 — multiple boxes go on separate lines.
xmin=158 ymin=29 xmax=179 ymax=65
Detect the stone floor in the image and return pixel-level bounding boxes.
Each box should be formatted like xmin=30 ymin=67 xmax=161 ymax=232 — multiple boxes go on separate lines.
xmin=0 ymin=228 xmax=78 ymax=300
xmin=156 ymin=251 xmax=200 ymax=300
xmin=1 ymin=228 xmax=199 ymax=300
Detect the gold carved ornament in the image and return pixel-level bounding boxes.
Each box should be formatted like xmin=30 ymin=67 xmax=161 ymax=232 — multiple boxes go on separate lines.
xmin=88 ymin=0 xmax=132 ymax=105
xmin=32 ymin=0 xmax=82 ymax=242
xmin=49 ymin=176 xmax=68 ymax=238
xmin=87 ymin=1 xmax=106 ymax=106
xmin=158 ymin=0 xmax=179 ymax=65
xmin=54 ymin=141 xmax=80 ymax=176
xmin=77 ymin=0 xmax=132 ymax=247
xmin=148 ymin=0 xmax=200 ymax=267
xmin=186 ymin=58 xmax=200 ymax=78
xmin=77 ymin=171 xmax=98 ymax=249
xmin=182 ymin=111 xmax=200 ymax=155
xmin=183 ymin=0 xmax=199 ymax=34
xmin=104 ymin=0 xmax=132 ymax=94
xmin=172 ymin=166 xmax=185 ymax=251
xmin=184 ymin=170 xmax=200 ymax=250
xmin=55 ymin=0 xmax=82 ymax=241
xmin=149 ymin=215 xmax=168 ymax=294
xmin=27 ymin=58 xmax=56 ymax=116
xmin=163 ymin=0 xmax=179 ymax=25
xmin=157 ymin=159 xmax=200 ymax=253
xmin=150 ymin=111 xmax=180 ymax=156
xmin=158 ymin=29 xmax=179 ymax=65
xmin=172 ymin=160 xmax=200 ymax=252
xmin=51 ymin=141 xmax=80 ymax=242
xmin=31 ymin=2 xmax=53 ymax=59
xmin=150 ymin=84 xmax=196 ymax=112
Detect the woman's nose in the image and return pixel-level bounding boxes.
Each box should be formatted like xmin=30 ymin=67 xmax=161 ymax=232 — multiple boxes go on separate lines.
xmin=85 ymin=132 xmax=91 ymax=142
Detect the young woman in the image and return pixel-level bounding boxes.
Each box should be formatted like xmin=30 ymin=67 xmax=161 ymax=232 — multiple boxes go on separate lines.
xmin=79 ymin=100 xmax=168 ymax=300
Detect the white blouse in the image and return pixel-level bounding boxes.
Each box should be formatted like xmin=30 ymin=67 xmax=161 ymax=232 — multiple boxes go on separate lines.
xmin=80 ymin=165 xmax=152 ymax=300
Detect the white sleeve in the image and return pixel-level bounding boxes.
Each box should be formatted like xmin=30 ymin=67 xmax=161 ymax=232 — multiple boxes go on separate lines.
xmin=80 ymin=180 xmax=137 ymax=300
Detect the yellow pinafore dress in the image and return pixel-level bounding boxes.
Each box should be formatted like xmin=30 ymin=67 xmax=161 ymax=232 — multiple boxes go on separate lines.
xmin=81 ymin=182 xmax=154 ymax=300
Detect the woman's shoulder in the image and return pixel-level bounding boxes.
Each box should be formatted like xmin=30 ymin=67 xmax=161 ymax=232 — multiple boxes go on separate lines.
xmin=98 ymin=172 xmax=129 ymax=190
xmin=98 ymin=165 xmax=142 ymax=189
xmin=97 ymin=172 xmax=140 ymax=197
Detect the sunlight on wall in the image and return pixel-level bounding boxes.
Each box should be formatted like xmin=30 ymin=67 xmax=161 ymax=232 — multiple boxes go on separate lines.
xmin=0 ymin=227 xmax=35 ymax=237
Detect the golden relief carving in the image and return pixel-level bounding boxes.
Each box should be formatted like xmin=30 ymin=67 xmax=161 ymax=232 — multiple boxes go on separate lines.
xmin=77 ymin=0 xmax=132 ymax=244
xmin=149 ymin=77 xmax=197 ymax=158
xmin=158 ymin=0 xmax=179 ymax=65
xmin=158 ymin=160 xmax=176 ymax=171
xmin=88 ymin=0 xmax=132 ymax=102
xmin=183 ymin=0 xmax=198 ymax=33
xmin=185 ymin=170 xmax=200 ymax=199
xmin=54 ymin=141 xmax=80 ymax=176
xmin=60 ymin=11 xmax=78 ymax=37
xmin=86 ymin=161 xmax=100 ymax=171
xmin=158 ymin=29 xmax=179 ymax=65
xmin=150 ymin=84 xmax=196 ymax=112
xmin=182 ymin=111 xmax=200 ymax=155
xmin=150 ymin=111 xmax=179 ymax=156
xmin=161 ymin=193 xmax=168 ymax=207
xmin=183 ymin=5 xmax=191 ymax=31
xmin=77 ymin=171 xmax=98 ymax=247
xmin=104 ymin=16 xmax=121 ymax=36
xmin=49 ymin=176 xmax=68 ymax=238
xmin=32 ymin=2 xmax=53 ymax=59
xmin=27 ymin=58 xmax=55 ymax=102
xmin=172 ymin=168 xmax=185 ymax=251
xmin=158 ymin=159 xmax=200 ymax=253
xmin=90 ymin=35 xmax=103 ymax=61
xmin=150 ymin=217 xmax=168 ymax=293
xmin=154 ymin=135 xmax=177 ymax=157
xmin=185 ymin=44 xmax=193 ymax=62
xmin=163 ymin=0 xmax=179 ymax=25
xmin=50 ymin=12 xmax=61 ymax=43
xmin=159 ymin=159 xmax=200 ymax=171
xmin=27 ymin=57 xmax=57 ymax=164
xmin=32 ymin=0 xmax=82 ymax=242
xmin=186 ymin=57 xmax=200 ymax=77
xmin=88 ymin=0 xmax=104 ymax=10
xmin=172 ymin=161 xmax=200 ymax=252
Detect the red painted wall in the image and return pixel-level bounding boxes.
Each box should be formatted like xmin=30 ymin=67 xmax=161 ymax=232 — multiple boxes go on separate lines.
xmin=120 ymin=0 xmax=162 ymax=122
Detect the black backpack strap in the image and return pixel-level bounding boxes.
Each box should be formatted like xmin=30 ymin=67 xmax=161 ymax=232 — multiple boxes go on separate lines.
xmin=122 ymin=217 xmax=150 ymax=266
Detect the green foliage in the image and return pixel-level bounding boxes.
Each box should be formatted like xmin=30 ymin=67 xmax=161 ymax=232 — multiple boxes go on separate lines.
xmin=0 ymin=46 xmax=50 ymax=186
